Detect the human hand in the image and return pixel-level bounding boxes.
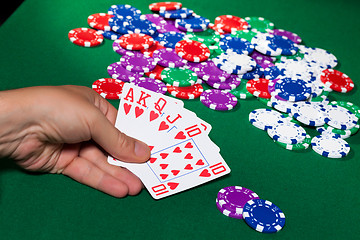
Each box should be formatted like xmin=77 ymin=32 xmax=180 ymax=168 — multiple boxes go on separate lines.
xmin=0 ymin=85 xmax=151 ymax=197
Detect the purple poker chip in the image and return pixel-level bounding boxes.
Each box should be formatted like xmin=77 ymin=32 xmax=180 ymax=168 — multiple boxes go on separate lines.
xmin=152 ymin=48 xmax=187 ymax=68
xmin=200 ymin=89 xmax=238 ymax=111
xmin=144 ymin=14 xmax=166 ymax=25
xmin=216 ymin=186 xmax=260 ymax=218
xmin=107 ymin=62 xmax=143 ymax=82
xmin=269 ymin=29 xmax=302 ymax=44
xmin=205 ymin=74 xmax=241 ymax=90
xmin=185 ymin=61 xmax=202 ymax=71
xmin=144 ymin=14 xmax=182 ymax=33
xmin=193 ymin=60 xmax=230 ymax=82
xmin=250 ymin=50 xmax=275 ymax=68
xmin=120 ymin=51 xmax=157 ymax=73
xmin=113 ymin=39 xmax=140 ymax=55
xmin=131 ymin=77 xmax=167 ymax=94
xmin=157 ymin=23 xmax=183 ymax=33
xmin=216 ymin=199 xmax=243 ymax=219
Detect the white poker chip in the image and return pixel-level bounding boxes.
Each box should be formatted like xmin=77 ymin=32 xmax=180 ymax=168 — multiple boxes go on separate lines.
xmin=251 ymin=32 xmax=282 ymax=56
xmin=291 ymin=102 xmax=326 ymax=126
xmin=311 ymin=135 xmax=350 ymax=158
xmin=213 ymin=51 xmax=256 ymax=75
xmin=316 ymin=127 xmax=351 ymax=140
xmin=267 ymin=121 xmax=307 ymax=144
xmin=302 ymin=47 xmax=338 ymax=69
xmin=322 ymin=104 xmax=359 ymax=130
xmin=249 ymin=108 xmax=287 ymax=131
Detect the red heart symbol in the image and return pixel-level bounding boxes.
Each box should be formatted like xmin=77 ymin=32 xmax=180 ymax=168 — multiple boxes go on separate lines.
xmin=184 ymin=153 xmax=193 ymax=159
xmin=149 ymin=157 xmax=157 ymax=163
xmin=171 ymin=170 xmax=180 ymax=176
xmin=196 ymin=159 xmax=204 ymax=165
xmin=158 ymin=121 xmax=169 ymax=131
xmin=149 ymin=110 xmax=159 ymax=122
xmin=199 ymin=169 xmax=211 ymax=177
xmin=167 ymin=182 xmax=179 ymax=190
xmin=123 ymin=103 xmax=131 ymax=115
xmin=135 ymin=106 xmax=144 ymax=118
xmin=160 ymin=174 xmax=168 ymax=180
xmin=175 ymin=131 xmax=186 ymax=140
xmin=173 ymin=147 xmax=182 ymax=153
xmin=184 ymin=142 xmax=193 ymax=148
xmin=160 ymin=153 xmax=169 ymax=159
xmin=184 ymin=164 xmax=193 ymax=170
xmin=160 ymin=164 xmax=168 ymax=169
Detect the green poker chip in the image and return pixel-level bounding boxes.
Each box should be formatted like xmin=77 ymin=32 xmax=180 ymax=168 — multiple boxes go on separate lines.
xmin=185 ymin=28 xmax=220 ymax=45
xmin=231 ymin=29 xmax=258 ymax=42
xmin=228 ymin=80 xmax=254 ymax=99
xmin=161 ymin=68 xmax=198 ymax=87
xmin=274 ymin=134 xmax=311 ymax=150
xmin=323 ymin=123 xmax=360 ymax=136
xmin=244 ymin=16 xmax=274 ymax=33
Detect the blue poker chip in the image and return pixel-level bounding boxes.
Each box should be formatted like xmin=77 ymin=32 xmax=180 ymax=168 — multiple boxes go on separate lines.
xmin=242 ymin=64 xmax=264 ymax=80
xmin=263 ymin=66 xmax=285 ymax=80
xmin=242 ymin=199 xmax=286 ymax=233
xmin=159 ymin=8 xmax=194 ymax=19
xmin=100 ymin=30 xmax=123 ymax=40
xmin=267 ymin=35 xmax=298 ymax=56
xmin=109 ymin=16 xmax=131 ymax=34
xmin=154 ymin=31 xmax=184 ymax=48
xmin=123 ymin=15 xmax=158 ymax=35
xmin=219 ymin=35 xmax=254 ymax=55
xmin=108 ymin=4 xmax=141 ymax=18
xmin=274 ymin=77 xmax=312 ymax=101
xmin=175 ymin=15 xmax=210 ymax=30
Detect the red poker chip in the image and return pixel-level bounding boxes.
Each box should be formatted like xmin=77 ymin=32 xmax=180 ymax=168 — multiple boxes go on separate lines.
xmin=144 ymin=64 xmax=165 ymax=80
xmin=214 ymin=15 xmax=249 ymax=33
xmin=175 ymin=40 xmax=210 ymax=62
xmin=141 ymin=41 xmax=165 ymax=57
xmin=166 ymin=84 xmax=204 ymax=99
xmin=68 ymin=28 xmax=104 ymax=47
xmin=87 ymin=13 xmax=114 ymax=31
xmin=149 ymin=2 xmax=182 ymax=11
xmin=246 ymin=78 xmax=271 ymax=99
xmin=118 ymin=33 xmax=154 ymax=51
xmin=92 ymin=78 xmax=125 ymax=99
xmin=320 ymin=69 xmax=354 ymax=93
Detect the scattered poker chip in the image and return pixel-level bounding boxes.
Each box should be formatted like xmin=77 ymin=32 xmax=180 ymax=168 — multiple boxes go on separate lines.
xmin=214 ymin=15 xmax=249 ymax=33
xmin=246 ymin=78 xmax=271 ymax=99
xmin=175 ymin=40 xmax=210 ymax=62
xmin=155 ymin=31 xmax=184 ymax=48
xmin=244 ymin=17 xmax=275 ymax=33
xmin=317 ymin=126 xmax=352 ymax=139
xmin=200 ymin=89 xmax=238 ymax=111
xmin=107 ymin=62 xmax=142 ymax=82
xmin=112 ymin=39 xmax=140 ymax=56
xmin=123 ymin=15 xmax=158 ymax=35
xmin=242 ymin=64 xmax=264 ymax=80
xmin=175 ymin=15 xmax=210 ymax=31
xmin=185 ymin=28 xmax=221 ymax=45
xmin=141 ymin=41 xmax=165 ymax=57
xmin=267 ymin=121 xmax=307 ymax=144
xmin=118 ymin=33 xmax=154 ymax=50
xmin=92 ymin=78 xmax=124 ymax=99
xmin=108 ymin=16 xmax=131 ymax=34
xmin=228 ymin=81 xmax=255 ymax=99
xmin=322 ymin=104 xmax=359 ymax=130
xmin=250 ymin=51 xmax=276 ymax=69
xmin=68 ymin=28 xmax=104 ymax=47
xmin=161 ymin=67 xmax=197 ymax=87
xmin=144 ymin=64 xmax=165 ymax=80
xmin=120 ymin=52 xmax=157 ymax=73
xmin=267 ymin=35 xmax=298 ymax=56
xmin=320 ymin=69 xmax=354 ymax=93
xmin=269 ymin=29 xmax=302 ymax=44
xmin=159 ymin=8 xmax=194 ymax=19
xmin=213 ymin=51 xmax=256 ymax=74
xmin=149 ymin=2 xmax=182 ymax=11
xmin=329 ymin=101 xmax=360 ymax=118
xmin=205 ymin=74 xmax=241 ymax=90
xmin=251 ymin=33 xmax=283 ymax=56
xmin=216 ymin=186 xmax=259 ymax=219
xmin=323 ymin=123 xmax=360 ymax=136
xmin=249 ymin=108 xmax=287 ymax=131
xmin=302 ymin=47 xmax=338 ymax=69
xmin=311 ymin=135 xmax=350 ymax=158
xmin=274 ymin=78 xmax=312 ymax=102
xmin=131 ymin=77 xmax=167 ymax=94
xmin=275 ymin=134 xmax=311 ymax=151
xmin=166 ymin=84 xmax=203 ymax=99
xmin=242 ymin=199 xmax=286 ymax=233
xmin=108 ymin=4 xmax=142 ymax=18
xmin=152 ymin=48 xmax=187 ymax=68
xmin=219 ymin=35 xmax=254 ymax=55
xmin=291 ymin=102 xmax=326 ymax=126
xmin=231 ymin=29 xmax=258 ymax=42
xmin=192 ymin=60 xmax=230 ymax=82
xmin=87 ymin=13 xmax=114 ymax=31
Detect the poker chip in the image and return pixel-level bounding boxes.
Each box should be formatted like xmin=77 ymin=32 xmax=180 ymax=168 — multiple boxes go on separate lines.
xmin=231 ymin=29 xmax=258 ymax=42
xmin=242 ymin=199 xmax=285 ymax=233
xmin=161 ymin=68 xmax=197 ymax=87
xmin=120 ymin=52 xmax=157 ymax=73
xmin=249 ymin=108 xmax=287 ymax=131
xmin=269 ymin=29 xmax=302 ymax=44
xmin=244 ymin=17 xmax=275 ymax=33
xmin=311 ymin=135 xmax=350 ymax=158
xmin=166 ymin=84 xmax=204 ymax=99
xmin=68 ymin=28 xmax=104 ymax=47
xmin=213 ymin=51 xmax=256 ymax=74
xmin=275 ymin=134 xmax=311 ymax=151
xmin=246 ymin=78 xmax=271 ymax=99
xmin=317 ymin=126 xmax=352 ymax=139
xmin=290 ymin=102 xmax=326 ymax=126
xmin=159 ymin=8 xmax=194 ymax=19
xmin=251 ymin=33 xmax=282 ymax=56
xmin=175 ymin=40 xmax=210 ymax=62
xmin=303 ymin=47 xmax=338 ymax=69
xmin=322 ymin=104 xmax=359 ymax=130
xmin=123 ymin=15 xmax=158 ymax=35
xmin=131 ymin=77 xmax=167 ymax=94
xmin=108 ymin=4 xmax=142 ymax=18
xmin=228 ymin=81 xmax=255 ymax=99
xmin=149 ymin=2 xmax=182 ymax=11
xmin=192 ymin=60 xmax=230 ymax=82
xmin=155 ymin=31 xmax=184 ymax=48
xmin=175 ymin=15 xmax=210 ymax=31
xmin=274 ymin=78 xmax=312 ymax=102
xmin=152 ymin=48 xmax=187 ymax=68
xmin=242 ymin=64 xmax=264 ymax=80
xmin=267 ymin=121 xmax=307 ymax=144
xmin=216 ymin=186 xmax=259 ymax=219
xmin=214 ymin=15 xmax=249 ymax=33
xmin=118 ymin=33 xmax=154 ymax=50
xmin=205 ymin=74 xmax=241 ymax=90
xmin=329 ymin=101 xmax=360 ymax=118
xmin=108 ymin=16 xmax=131 ymax=34
xmin=87 ymin=13 xmax=113 ymax=31
xmin=112 ymin=39 xmax=140 ymax=56
xmin=219 ymin=35 xmax=254 ymax=55
xmin=185 ymin=28 xmax=221 ymax=45
xmin=100 ymin=30 xmax=123 ymax=40
xmin=92 ymin=78 xmax=124 ymax=99
xmin=267 ymin=35 xmax=298 ymax=56
xmin=141 ymin=41 xmax=166 ymax=57
xmin=200 ymin=89 xmax=238 ymax=111
xmin=323 ymin=123 xmax=360 ymax=136
xmin=144 ymin=64 xmax=165 ymax=80
xmin=320 ymin=69 xmax=354 ymax=93
xmin=250 ymin=51 xmax=276 ymax=69
xmin=107 ymin=62 xmax=142 ymax=82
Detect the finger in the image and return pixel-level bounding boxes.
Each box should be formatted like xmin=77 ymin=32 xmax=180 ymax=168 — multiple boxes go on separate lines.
xmin=61 ymin=156 xmax=137 ymax=198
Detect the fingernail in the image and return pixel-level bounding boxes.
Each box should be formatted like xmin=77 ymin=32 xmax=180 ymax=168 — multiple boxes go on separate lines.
xmin=134 ymin=140 xmax=150 ymax=159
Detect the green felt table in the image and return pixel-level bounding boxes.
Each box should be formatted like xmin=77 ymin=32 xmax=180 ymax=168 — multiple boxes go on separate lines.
xmin=1 ymin=0 xmax=360 ymax=239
